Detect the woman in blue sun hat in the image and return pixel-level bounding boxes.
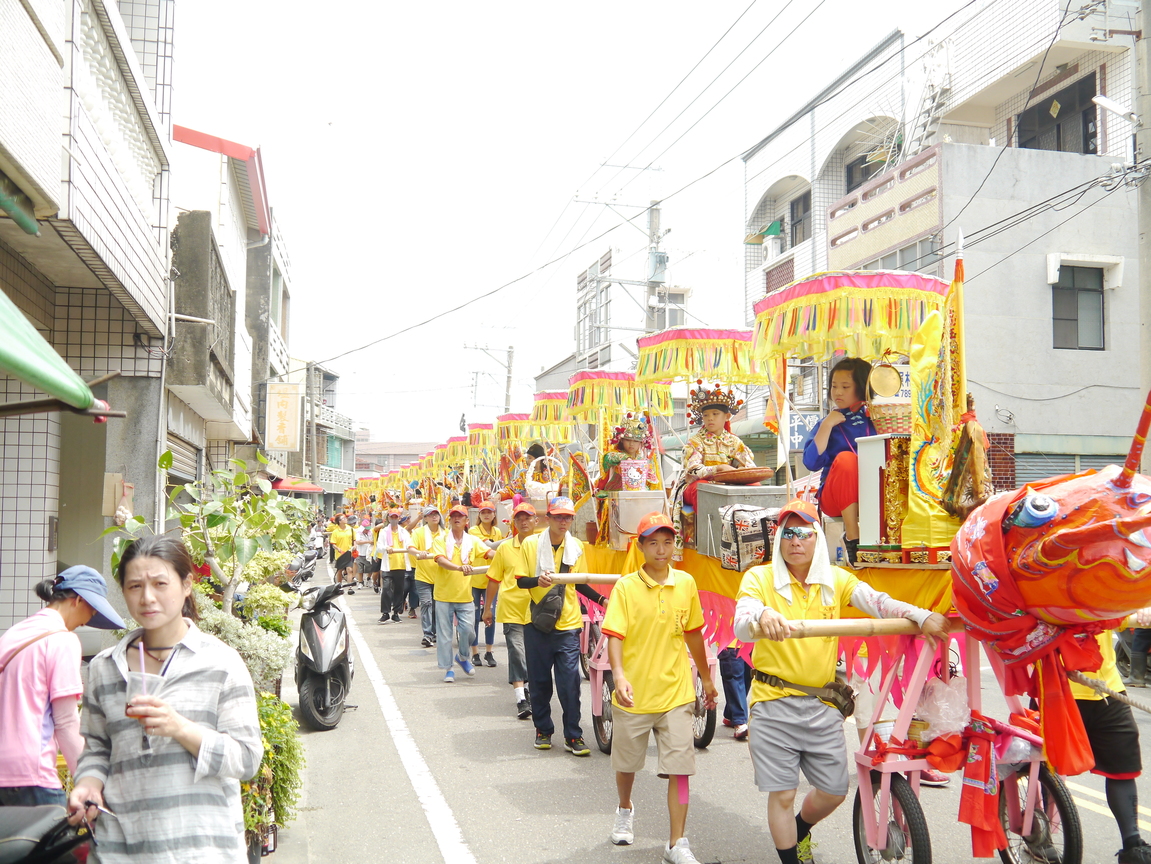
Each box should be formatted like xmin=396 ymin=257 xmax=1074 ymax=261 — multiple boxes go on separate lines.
xmin=0 ymin=565 xmax=125 ymax=806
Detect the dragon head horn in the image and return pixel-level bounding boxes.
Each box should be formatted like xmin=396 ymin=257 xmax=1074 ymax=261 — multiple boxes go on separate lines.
xmin=1117 ymin=387 xmax=1151 ymax=489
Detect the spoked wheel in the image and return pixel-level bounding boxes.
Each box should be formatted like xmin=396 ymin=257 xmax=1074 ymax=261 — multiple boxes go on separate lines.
xmin=998 ymin=764 xmax=1082 ymax=864
xmin=298 ymin=671 xmax=346 ymax=731
xmin=691 ymin=673 xmax=716 ymax=748
xmin=853 ymin=770 xmax=930 ymax=863
xmin=593 ymin=671 xmax=614 ymax=754
xmin=580 ymin=622 xmax=601 ymax=680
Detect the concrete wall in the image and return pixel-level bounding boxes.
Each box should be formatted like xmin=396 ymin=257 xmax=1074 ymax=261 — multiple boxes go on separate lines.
xmin=941 ymin=142 xmax=1142 ymax=439
xmin=57 ymin=410 xmax=108 ymax=573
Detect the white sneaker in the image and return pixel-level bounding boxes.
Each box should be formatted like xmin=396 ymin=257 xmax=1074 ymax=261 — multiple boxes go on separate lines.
xmin=663 ymin=837 xmax=699 ymax=863
xmin=610 ymin=807 xmax=634 ymax=845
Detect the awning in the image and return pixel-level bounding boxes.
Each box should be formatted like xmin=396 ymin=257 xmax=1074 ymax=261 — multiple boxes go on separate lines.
xmin=0 ymin=288 xmax=125 ymax=419
xmin=272 ymin=476 xmax=324 ymax=493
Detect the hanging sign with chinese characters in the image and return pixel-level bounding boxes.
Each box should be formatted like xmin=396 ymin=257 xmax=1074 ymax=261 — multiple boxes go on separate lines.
xmin=266 ymin=382 xmax=303 ymax=451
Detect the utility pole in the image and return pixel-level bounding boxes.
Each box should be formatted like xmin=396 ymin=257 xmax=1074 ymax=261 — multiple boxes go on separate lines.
xmin=308 ymin=364 xmax=319 ymax=484
xmin=504 ymin=345 xmax=514 ymax=413
xmin=1138 ymin=2 xmax=1151 ymax=472
xmin=644 ymin=201 xmax=670 ymax=332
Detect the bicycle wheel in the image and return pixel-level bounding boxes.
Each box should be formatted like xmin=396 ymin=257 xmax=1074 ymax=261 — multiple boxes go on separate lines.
xmin=692 ymin=673 xmax=716 ymax=748
xmin=592 ymin=671 xmax=614 ymax=755
xmin=853 ymin=770 xmax=931 ymax=863
xmin=998 ymin=764 xmax=1082 ymax=864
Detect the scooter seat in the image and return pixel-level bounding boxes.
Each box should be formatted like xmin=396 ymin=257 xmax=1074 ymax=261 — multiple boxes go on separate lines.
xmin=0 ymin=805 xmax=68 ymax=864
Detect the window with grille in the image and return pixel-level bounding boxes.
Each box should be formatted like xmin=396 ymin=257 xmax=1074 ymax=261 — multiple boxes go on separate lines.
xmin=1052 ymin=265 xmax=1104 ymax=350
xmin=790 ymin=191 xmax=812 ymax=247
xmin=861 ymin=236 xmax=940 ymax=273
xmin=846 ymin=155 xmax=882 ymax=193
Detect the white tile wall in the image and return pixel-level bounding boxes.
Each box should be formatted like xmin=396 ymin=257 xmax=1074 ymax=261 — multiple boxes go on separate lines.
xmin=0 ymin=377 xmax=60 ymax=631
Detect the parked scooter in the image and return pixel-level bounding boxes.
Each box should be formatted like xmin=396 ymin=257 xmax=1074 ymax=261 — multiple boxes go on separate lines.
xmin=289 ymin=580 xmax=354 ymax=731
xmin=0 ymin=805 xmax=91 ymax=863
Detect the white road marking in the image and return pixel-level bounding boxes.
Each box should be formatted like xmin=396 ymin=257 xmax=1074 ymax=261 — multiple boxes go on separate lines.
xmin=343 ymin=606 xmax=477 ymax=864
xmin=1065 ymin=779 xmax=1151 ymax=819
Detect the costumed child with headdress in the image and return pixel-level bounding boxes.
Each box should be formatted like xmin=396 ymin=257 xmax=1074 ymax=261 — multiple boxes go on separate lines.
xmin=670 ymin=382 xmax=756 ymax=556
xmin=594 ymin=414 xmax=660 ymax=541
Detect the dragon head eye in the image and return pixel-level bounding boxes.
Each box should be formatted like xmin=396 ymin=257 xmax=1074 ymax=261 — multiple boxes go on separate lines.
xmin=1002 ymin=493 xmax=1058 ymax=532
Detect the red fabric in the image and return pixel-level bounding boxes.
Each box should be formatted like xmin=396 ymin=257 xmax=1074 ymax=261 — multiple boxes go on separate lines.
xmin=926 ymin=734 xmax=965 ymax=773
xmin=957 ymin=713 xmax=1008 ymax=858
xmin=951 ymin=490 xmax=1119 ymax=776
xmin=682 ymin=478 xmax=702 ymax=507
xmin=819 ymin=451 xmax=858 ymax=517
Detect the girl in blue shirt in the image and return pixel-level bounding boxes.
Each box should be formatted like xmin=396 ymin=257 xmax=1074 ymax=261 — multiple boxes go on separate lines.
xmin=802 ymin=358 xmax=876 ymax=564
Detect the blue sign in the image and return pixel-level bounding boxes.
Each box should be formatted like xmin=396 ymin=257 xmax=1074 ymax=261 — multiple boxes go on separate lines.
xmin=788 ymin=412 xmax=821 ymax=451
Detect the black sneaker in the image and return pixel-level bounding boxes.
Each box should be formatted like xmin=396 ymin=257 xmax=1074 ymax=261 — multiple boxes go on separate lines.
xmin=1119 ymin=842 xmax=1151 ymax=864
xmin=392 ymin=613 xmax=401 ymax=623
xmin=516 ymin=699 xmax=532 ymax=719
xmin=378 ymin=615 xmax=389 ymax=624
xmin=472 ymin=653 xmax=482 ymax=666
xmin=420 ymin=637 xmax=432 ymax=648
xmin=373 ymin=584 xmax=380 ymax=593
xmin=534 ymin=732 xmax=552 ymax=750
xmin=565 ymin=737 xmax=591 ymax=756
xmin=484 ymin=651 xmax=497 ymax=667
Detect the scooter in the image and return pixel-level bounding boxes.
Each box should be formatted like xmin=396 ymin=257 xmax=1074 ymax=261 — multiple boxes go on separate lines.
xmin=291 ymin=580 xmax=355 ymax=731
xmin=0 ymin=805 xmax=91 ymax=863
xmin=286 ymin=546 xmax=322 ymax=589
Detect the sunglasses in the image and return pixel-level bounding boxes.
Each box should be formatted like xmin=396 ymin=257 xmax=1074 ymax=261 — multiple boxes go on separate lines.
xmin=780 ymin=526 xmax=817 ymax=541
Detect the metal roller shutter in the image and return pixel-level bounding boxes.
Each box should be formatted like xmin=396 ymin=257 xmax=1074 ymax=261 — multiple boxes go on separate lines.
xmin=166 ymin=433 xmax=201 ymax=482
xmin=1014 ymin=453 xmax=1125 ymax=486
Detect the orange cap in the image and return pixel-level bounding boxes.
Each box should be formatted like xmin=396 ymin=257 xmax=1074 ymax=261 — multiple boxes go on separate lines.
xmin=448 ymin=505 xmax=469 ymax=518
xmin=636 ymin=512 xmax=676 ymax=538
xmin=778 ymin=499 xmax=819 ymax=525
xmin=477 ymin=500 xmax=495 ymax=511
xmin=547 ymin=496 xmax=576 ymax=516
xmin=512 ymin=502 xmax=537 ymax=516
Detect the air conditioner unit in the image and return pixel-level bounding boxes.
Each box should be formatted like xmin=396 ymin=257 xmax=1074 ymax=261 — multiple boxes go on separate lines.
xmin=764 ymin=235 xmax=783 ymax=259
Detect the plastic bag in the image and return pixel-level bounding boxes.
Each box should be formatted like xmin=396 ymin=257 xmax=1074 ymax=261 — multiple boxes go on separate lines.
xmin=916 ymin=675 xmax=970 ymax=742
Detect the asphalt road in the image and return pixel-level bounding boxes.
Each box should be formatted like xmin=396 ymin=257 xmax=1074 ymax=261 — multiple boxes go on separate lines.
xmin=273 ymin=565 xmax=1151 ymax=864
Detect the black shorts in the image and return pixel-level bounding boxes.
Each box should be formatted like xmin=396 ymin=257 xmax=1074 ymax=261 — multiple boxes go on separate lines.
xmin=334 ymin=550 xmax=353 ymax=571
xmin=1078 ymin=695 xmax=1142 ymax=778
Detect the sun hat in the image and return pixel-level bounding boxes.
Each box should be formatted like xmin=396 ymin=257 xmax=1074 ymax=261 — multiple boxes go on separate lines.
xmin=547 ymin=496 xmax=576 ymax=516
xmin=636 ymin=512 xmax=677 ymax=538
xmin=778 ymin=499 xmax=819 ymax=525
xmin=55 ymin=566 xmax=126 ymax=630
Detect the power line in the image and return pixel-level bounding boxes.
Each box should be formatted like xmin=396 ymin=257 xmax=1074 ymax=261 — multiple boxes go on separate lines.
xmin=616 ymin=0 xmax=830 ymax=198
xmin=597 ymin=0 xmax=798 ymax=196
xmin=942 ymin=0 xmax=1073 ymax=232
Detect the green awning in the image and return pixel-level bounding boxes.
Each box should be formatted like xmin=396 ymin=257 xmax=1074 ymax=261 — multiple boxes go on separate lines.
xmin=762 ymin=219 xmax=782 ymax=236
xmin=0 ymin=289 xmax=93 ymax=409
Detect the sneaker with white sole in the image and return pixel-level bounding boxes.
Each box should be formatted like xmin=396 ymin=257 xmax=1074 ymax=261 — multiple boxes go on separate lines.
xmin=734 ymin=723 xmax=749 ymax=741
xmin=663 ymin=837 xmax=699 ymax=863
xmin=610 ymin=807 xmax=634 ymax=845
xmin=918 ymin=768 xmax=950 ymax=787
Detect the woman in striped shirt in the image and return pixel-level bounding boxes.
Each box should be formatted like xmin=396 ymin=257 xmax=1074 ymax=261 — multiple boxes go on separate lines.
xmin=68 ymin=535 xmax=262 ymax=863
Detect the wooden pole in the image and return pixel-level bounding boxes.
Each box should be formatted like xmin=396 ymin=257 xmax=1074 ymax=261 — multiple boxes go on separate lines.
xmin=548 ymin=574 xmax=623 ymax=584
xmin=749 ymin=616 xmax=964 ymax=640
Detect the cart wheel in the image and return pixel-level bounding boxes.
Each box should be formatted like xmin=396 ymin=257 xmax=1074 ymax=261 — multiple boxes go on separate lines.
xmin=853 ymin=770 xmax=930 ymax=863
xmin=580 ymin=622 xmax=600 ymax=681
xmin=593 ymin=671 xmax=614 ymax=754
xmin=998 ymin=764 xmax=1082 ymax=864
xmin=692 ymin=673 xmax=716 ymax=748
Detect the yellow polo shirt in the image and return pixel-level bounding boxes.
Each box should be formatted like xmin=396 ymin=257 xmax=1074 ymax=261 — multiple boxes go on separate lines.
xmin=411 ymin=525 xmax=444 ymax=584
xmin=488 ymin=535 xmax=532 ymax=625
xmin=328 ymin=525 xmax=354 ymax=554
xmin=433 ymin=534 xmax=484 ymax=603
xmin=468 ymin=524 xmax=502 ymax=589
xmin=602 ymin=568 xmax=704 ymax=714
xmin=515 ymin=534 xmax=587 ymax=632
xmin=737 ymin=563 xmax=859 ymax=706
xmin=377 ymin=524 xmax=411 ymax=571
xmin=1070 ymin=632 xmax=1124 ymax=701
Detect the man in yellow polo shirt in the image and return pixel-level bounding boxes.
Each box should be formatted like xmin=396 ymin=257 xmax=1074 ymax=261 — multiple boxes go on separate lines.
xmin=407 ymin=507 xmax=445 ymax=648
xmin=515 ymin=496 xmax=606 ymax=755
xmin=602 ymin=512 xmax=717 ymax=864
xmin=433 ymin=505 xmax=487 ymax=683
xmin=733 ymin=499 xmax=947 ymax=864
xmin=484 ymin=502 xmax=538 ymax=720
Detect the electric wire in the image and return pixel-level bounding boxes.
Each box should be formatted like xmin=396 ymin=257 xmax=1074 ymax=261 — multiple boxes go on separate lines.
xmin=596 ymin=0 xmax=799 ymax=196
xmin=942 ymin=0 xmax=1074 ymax=232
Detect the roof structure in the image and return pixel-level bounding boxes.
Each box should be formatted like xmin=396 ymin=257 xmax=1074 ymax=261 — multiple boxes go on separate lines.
xmin=172 ymin=125 xmax=270 ymax=235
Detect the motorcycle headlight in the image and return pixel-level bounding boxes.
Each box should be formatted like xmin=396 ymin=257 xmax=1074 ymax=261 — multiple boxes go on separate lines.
xmin=300 ymin=590 xmax=319 ymax=612
xmin=299 ymin=631 xmax=313 ymax=659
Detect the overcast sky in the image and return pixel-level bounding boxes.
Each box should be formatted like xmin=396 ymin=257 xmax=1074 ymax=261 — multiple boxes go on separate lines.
xmin=174 ymin=0 xmax=968 ymax=446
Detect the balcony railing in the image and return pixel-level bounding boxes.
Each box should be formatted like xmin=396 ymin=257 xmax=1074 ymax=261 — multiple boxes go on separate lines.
xmin=305 ymin=403 xmax=354 ymax=439
xmin=319 ymin=465 xmax=355 ymax=488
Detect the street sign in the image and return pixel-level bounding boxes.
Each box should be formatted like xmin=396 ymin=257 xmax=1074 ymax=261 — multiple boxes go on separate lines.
xmin=788 ymin=411 xmax=821 ymax=451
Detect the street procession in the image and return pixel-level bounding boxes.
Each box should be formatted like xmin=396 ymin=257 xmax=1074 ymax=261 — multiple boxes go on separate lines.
xmin=4 ymin=1 xmax=1151 ymax=863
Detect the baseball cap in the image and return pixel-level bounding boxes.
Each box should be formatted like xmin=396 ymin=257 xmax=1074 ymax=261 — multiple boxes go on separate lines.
xmin=56 ymin=565 xmax=126 ymax=630
xmin=512 ymin=502 xmax=537 ymax=517
xmin=477 ymin=500 xmax=495 ymax=512
xmin=547 ymin=496 xmax=576 ymax=516
xmin=422 ymin=506 xmax=441 ymax=517
xmin=448 ymin=505 xmax=470 ymax=518
xmin=636 ymin=512 xmax=677 ymax=538
xmin=778 ymin=499 xmax=819 ymax=525
xmin=388 ymin=508 xmax=402 ymax=518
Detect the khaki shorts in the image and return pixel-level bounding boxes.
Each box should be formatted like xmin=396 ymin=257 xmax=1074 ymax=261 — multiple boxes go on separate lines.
xmin=610 ymin=702 xmax=696 ymax=777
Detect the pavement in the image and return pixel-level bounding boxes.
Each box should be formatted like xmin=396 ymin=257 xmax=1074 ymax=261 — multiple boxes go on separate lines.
xmin=273 ymin=563 xmax=1151 ymax=864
